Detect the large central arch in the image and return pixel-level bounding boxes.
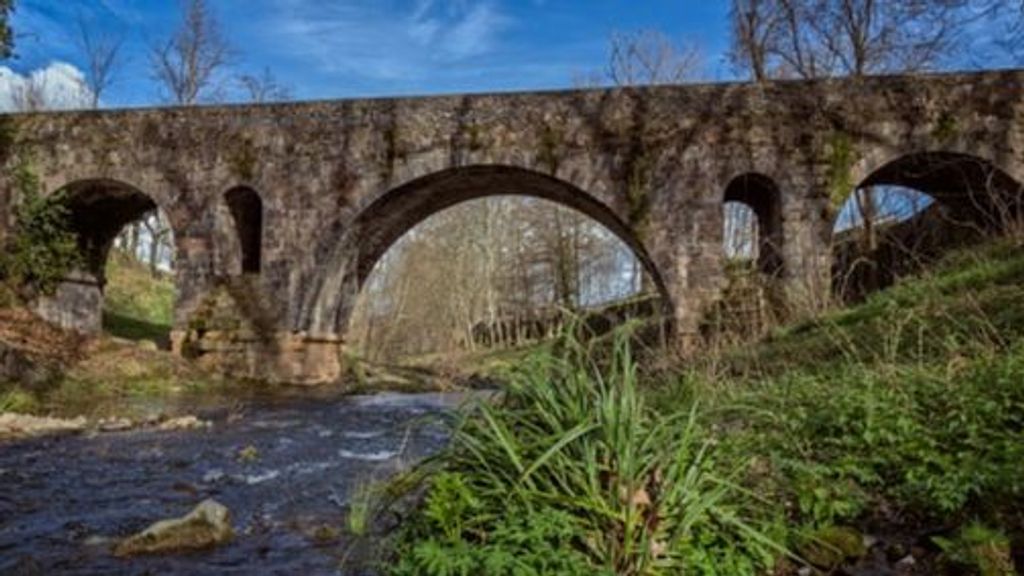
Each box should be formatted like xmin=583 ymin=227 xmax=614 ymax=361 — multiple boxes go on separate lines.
xmin=298 ymin=165 xmax=673 ymax=337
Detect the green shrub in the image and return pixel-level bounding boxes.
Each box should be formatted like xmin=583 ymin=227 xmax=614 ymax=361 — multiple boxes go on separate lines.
xmin=0 ymin=160 xmax=81 ymax=299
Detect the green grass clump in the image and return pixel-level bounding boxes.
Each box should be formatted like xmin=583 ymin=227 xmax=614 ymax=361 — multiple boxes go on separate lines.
xmin=388 ymin=329 xmax=783 ymax=576
xmin=0 ymin=388 xmax=39 ymax=413
xmin=102 ymin=253 xmax=175 ymax=345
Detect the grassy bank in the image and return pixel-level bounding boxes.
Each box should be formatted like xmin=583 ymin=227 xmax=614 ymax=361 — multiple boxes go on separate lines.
xmin=102 ymin=253 xmax=175 ymax=346
xmin=377 ymin=240 xmax=1024 ymax=575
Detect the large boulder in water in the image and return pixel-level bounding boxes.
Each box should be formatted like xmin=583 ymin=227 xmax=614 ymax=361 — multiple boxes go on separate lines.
xmin=114 ymin=499 xmax=234 ymax=557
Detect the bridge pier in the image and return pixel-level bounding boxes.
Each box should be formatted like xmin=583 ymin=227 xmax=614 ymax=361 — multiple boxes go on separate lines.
xmin=32 ymin=272 xmax=105 ymax=334
xmin=171 ymin=329 xmax=346 ymax=385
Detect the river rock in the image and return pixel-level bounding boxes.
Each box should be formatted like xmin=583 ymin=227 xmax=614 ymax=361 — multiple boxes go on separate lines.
xmin=114 ymin=499 xmax=234 ymax=557
xmin=98 ymin=417 xmax=134 ymax=432
xmin=0 ymin=412 xmax=87 ymax=439
xmin=158 ymin=415 xmax=211 ymax=431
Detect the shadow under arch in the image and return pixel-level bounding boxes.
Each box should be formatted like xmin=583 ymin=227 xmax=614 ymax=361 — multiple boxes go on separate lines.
xmin=831 ymin=151 xmax=1024 ymax=300
xmin=300 ymin=165 xmax=673 ymax=336
xmin=722 ymin=172 xmax=784 ymax=276
xmin=856 ymin=151 xmax=1023 ymax=230
xmin=223 ymin=186 xmax=264 ymax=274
xmin=41 ymin=178 xmax=181 ymax=341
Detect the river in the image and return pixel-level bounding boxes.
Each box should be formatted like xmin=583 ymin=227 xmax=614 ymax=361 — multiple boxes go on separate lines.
xmin=0 ymin=392 xmax=470 ymax=575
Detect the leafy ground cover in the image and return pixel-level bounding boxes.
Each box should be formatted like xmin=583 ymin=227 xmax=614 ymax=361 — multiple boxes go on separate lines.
xmin=375 ymin=239 xmax=1024 ymax=575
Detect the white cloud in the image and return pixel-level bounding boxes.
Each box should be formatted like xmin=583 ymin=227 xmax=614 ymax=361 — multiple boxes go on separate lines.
xmin=260 ymin=0 xmax=512 ymax=82
xmin=431 ymin=2 xmax=510 ymax=59
xmin=0 ymin=62 xmax=94 ymax=112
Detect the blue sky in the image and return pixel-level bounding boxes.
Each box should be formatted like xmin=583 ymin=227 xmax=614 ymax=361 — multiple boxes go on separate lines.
xmin=8 ymin=0 xmax=734 ymax=107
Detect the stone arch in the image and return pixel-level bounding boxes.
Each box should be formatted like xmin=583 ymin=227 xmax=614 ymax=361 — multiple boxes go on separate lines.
xmin=854 ymin=152 xmax=1023 ymax=230
xmin=831 ymin=151 xmax=1024 ymax=299
xmin=34 ymin=178 xmax=181 ymax=338
xmin=722 ymin=173 xmax=784 ymax=276
xmin=298 ymin=164 xmax=671 ymax=337
xmin=224 ymin=186 xmax=264 ymax=274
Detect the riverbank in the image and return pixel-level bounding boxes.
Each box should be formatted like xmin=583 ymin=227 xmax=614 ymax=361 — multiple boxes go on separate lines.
xmin=382 ymin=239 xmax=1024 ymax=575
xmin=0 ymin=314 xmax=475 ymax=430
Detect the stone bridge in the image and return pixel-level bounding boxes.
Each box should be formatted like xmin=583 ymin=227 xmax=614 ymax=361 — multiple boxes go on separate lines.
xmin=1 ymin=69 xmax=1021 ymax=384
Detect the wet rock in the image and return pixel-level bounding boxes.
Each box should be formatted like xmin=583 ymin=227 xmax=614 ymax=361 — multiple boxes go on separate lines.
xmin=0 ymin=412 xmax=86 ymax=440
xmin=158 ymin=415 xmax=211 ymax=431
xmin=113 ymin=499 xmax=234 ymax=557
xmin=798 ymin=525 xmax=867 ymax=569
xmin=83 ymin=535 xmax=114 ymax=547
xmin=895 ymin=554 xmax=916 ymax=568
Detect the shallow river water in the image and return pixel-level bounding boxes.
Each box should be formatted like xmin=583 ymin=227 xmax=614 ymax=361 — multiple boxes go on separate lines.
xmin=0 ymin=392 xmax=468 ymax=575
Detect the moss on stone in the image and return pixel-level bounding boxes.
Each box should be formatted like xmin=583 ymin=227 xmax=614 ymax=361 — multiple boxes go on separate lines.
xmin=537 ymin=124 xmax=563 ymax=175
xmin=626 ymin=148 xmax=655 ymax=229
xmin=826 ymin=131 xmax=855 ymax=212
xmin=228 ymin=137 xmax=258 ymax=182
xmin=933 ymin=111 xmax=959 ymax=143
xmin=464 ymin=122 xmax=484 ymax=151
xmin=798 ymin=525 xmax=866 ymax=568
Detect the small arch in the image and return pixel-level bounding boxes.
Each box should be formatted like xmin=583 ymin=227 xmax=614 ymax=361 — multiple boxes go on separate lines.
xmin=224 ymin=187 xmax=263 ymax=274
xmin=38 ymin=178 xmax=179 ymax=345
xmin=858 ymin=152 xmax=1023 ymax=230
xmin=722 ymin=173 xmax=783 ymax=276
xmin=61 ymin=179 xmax=160 ymax=276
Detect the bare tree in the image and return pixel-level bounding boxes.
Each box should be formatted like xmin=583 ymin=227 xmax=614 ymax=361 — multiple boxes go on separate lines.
xmin=75 ymin=15 xmax=123 ymax=108
xmin=730 ymin=0 xmax=971 ymax=81
xmin=606 ymin=29 xmax=702 ymax=87
xmin=349 ymin=197 xmax=644 ymax=361
xmin=151 ymin=0 xmax=230 ymax=105
xmin=237 ymin=66 xmax=292 ymax=103
xmin=140 ymin=211 xmax=174 ymax=276
xmin=729 ymin=0 xmax=780 ymax=81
